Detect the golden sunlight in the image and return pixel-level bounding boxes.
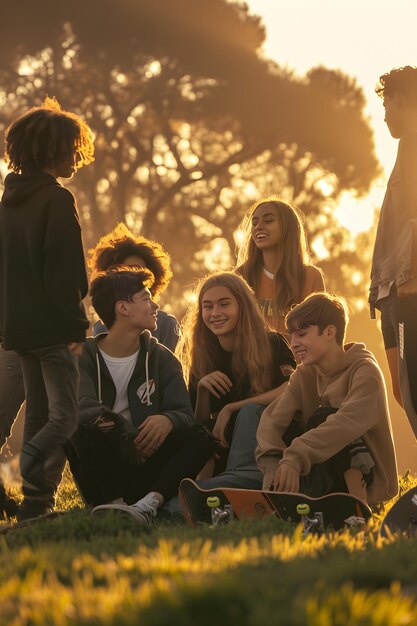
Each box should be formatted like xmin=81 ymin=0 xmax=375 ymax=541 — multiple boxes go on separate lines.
xmin=334 ymin=190 xmax=378 ymax=236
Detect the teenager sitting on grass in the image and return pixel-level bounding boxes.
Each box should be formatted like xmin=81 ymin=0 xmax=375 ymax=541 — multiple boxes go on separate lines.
xmin=176 ymin=271 xmax=296 ymax=479
xmin=68 ymin=267 xmax=216 ymax=525
xmin=88 ymin=222 xmax=179 ymax=352
xmin=256 ymin=292 xmax=398 ymax=505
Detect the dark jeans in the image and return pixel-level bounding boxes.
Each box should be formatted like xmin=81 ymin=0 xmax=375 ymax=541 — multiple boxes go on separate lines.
xmin=163 ymin=403 xmax=265 ymax=515
xmin=378 ymin=288 xmax=417 ymax=437
xmin=18 ymin=345 xmax=79 ymax=504
xmin=0 ymin=347 xmax=25 ymax=454
xmin=68 ymin=423 xmax=218 ymax=507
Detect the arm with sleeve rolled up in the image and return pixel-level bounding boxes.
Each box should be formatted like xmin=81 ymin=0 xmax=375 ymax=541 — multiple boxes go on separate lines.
xmin=281 ymin=370 xmax=381 ymax=476
xmin=256 ymin=372 xmax=303 ymax=490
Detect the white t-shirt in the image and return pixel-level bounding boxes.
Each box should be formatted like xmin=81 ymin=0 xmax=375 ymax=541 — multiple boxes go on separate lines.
xmin=99 ymin=348 xmax=139 ymax=426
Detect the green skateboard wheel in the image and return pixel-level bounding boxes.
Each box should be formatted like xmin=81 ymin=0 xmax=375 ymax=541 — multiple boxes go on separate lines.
xmin=207 ymin=496 xmax=221 ymax=508
xmin=296 ymin=503 xmax=310 ymax=515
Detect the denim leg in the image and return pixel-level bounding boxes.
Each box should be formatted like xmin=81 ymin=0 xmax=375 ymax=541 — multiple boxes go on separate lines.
xmin=0 ymin=347 xmax=25 ymax=453
xmin=226 ymin=402 xmax=265 ymax=470
xmin=19 ymin=345 xmax=79 ymax=451
xmin=162 ymin=467 xmax=264 ymax=515
xmin=18 ymin=345 xmax=79 ymax=504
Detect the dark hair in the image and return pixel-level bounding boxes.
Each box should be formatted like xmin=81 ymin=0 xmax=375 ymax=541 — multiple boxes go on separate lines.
xmin=4 ymin=97 xmax=94 ymax=173
xmin=90 ymin=266 xmax=154 ymax=329
xmin=87 ymin=223 xmax=172 ymax=299
xmin=286 ymin=292 xmax=348 ymax=345
xmin=376 ymin=66 xmax=417 ymax=106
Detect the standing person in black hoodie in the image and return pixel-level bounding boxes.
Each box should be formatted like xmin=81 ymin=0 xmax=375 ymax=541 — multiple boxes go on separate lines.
xmin=0 ymin=97 xmax=94 ymax=521
xmin=70 ymin=267 xmax=216 ymax=525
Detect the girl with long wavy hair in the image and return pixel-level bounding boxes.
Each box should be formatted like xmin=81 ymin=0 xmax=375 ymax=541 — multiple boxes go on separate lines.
xmin=177 ymin=272 xmax=295 ymax=474
xmin=236 ymin=197 xmax=325 ymax=333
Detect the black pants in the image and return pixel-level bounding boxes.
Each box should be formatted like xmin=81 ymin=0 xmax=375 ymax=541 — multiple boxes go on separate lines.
xmin=284 ymin=407 xmax=372 ymax=498
xmin=68 ymin=423 xmax=217 ymax=506
xmin=378 ymin=288 xmax=417 ymax=437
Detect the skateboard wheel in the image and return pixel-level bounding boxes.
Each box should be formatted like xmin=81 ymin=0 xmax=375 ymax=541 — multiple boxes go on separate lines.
xmin=296 ymin=503 xmax=310 ymax=515
xmin=207 ymin=496 xmax=221 ymax=508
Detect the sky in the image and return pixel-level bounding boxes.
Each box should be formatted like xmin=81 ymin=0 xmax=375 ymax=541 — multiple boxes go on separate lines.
xmin=244 ymin=0 xmax=417 ymax=233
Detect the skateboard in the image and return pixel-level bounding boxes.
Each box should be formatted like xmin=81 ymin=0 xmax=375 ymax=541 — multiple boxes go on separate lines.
xmin=379 ymin=486 xmax=417 ymax=538
xmin=179 ymin=478 xmax=372 ymax=533
xmin=0 ymin=510 xmax=64 ymax=535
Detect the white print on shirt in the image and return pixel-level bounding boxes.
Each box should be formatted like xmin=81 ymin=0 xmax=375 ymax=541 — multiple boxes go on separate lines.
xmin=137 ymin=379 xmax=156 ymax=404
xmin=399 ymin=322 xmax=404 ymax=360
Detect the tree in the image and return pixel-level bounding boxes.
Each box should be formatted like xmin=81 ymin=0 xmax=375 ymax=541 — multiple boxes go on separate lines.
xmin=0 ymin=0 xmax=380 ymax=312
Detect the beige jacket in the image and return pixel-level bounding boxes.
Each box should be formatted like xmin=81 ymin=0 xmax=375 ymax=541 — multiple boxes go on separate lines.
xmin=256 ymin=343 xmax=398 ymax=505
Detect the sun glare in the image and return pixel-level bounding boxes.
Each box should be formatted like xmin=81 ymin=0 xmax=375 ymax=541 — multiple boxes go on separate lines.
xmin=334 ymin=188 xmax=381 ymax=236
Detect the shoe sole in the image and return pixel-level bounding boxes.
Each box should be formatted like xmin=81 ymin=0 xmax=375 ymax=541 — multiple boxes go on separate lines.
xmin=92 ymin=507 xmax=150 ymax=525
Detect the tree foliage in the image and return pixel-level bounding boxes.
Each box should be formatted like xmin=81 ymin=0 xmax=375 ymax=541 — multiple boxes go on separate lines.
xmin=0 ymin=0 xmax=380 ymax=312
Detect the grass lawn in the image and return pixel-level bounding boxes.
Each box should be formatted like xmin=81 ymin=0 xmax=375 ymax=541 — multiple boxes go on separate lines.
xmin=1 ymin=469 xmax=417 ymax=626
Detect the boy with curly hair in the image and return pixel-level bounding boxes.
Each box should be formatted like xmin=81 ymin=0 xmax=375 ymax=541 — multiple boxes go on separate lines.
xmin=0 ymin=97 xmax=94 ymax=520
xmin=88 ymin=223 xmax=179 ymax=351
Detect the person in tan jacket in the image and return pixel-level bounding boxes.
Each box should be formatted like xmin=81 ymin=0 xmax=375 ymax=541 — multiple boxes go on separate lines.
xmin=256 ymin=292 xmax=398 ymax=506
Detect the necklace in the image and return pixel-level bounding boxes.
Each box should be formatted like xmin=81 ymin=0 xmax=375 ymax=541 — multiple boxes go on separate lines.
xmin=317 ymin=377 xmax=331 ymax=408
xmin=263 ymin=267 xmax=275 ymax=280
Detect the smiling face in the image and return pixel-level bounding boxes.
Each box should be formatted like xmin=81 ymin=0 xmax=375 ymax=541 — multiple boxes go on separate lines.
xmin=201 ymin=285 xmax=239 ymax=346
xmin=251 ymin=202 xmax=281 ymax=250
xmin=290 ymin=324 xmax=332 ymax=367
xmin=119 ymin=287 xmax=159 ymax=331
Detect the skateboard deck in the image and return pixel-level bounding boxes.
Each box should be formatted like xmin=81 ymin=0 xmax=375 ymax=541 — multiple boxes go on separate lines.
xmin=0 ymin=510 xmax=64 ymax=535
xmin=179 ymin=478 xmax=372 ymax=532
xmin=380 ymin=486 xmax=417 ymax=538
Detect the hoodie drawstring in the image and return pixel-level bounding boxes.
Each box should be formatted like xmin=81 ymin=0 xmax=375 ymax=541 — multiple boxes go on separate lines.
xmin=96 ymin=353 xmax=102 ymax=403
xmin=145 ymin=351 xmax=152 ymax=406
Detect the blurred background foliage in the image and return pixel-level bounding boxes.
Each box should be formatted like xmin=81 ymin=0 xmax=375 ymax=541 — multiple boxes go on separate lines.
xmin=0 ymin=0 xmax=380 ymax=313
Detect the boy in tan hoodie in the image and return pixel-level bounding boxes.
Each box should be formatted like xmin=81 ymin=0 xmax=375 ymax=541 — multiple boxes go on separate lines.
xmin=256 ymin=293 xmax=398 ymax=506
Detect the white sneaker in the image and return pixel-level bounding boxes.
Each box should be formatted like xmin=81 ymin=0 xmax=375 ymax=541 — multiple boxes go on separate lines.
xmin=91 ymin=492 xmax=160 ymax=525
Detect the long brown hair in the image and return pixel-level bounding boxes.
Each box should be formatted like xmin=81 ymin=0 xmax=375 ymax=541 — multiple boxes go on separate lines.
xmin=177 ymin=271 xmax=273 ymax=395
xmin=236 ymin=197 xmax=310 ymax=317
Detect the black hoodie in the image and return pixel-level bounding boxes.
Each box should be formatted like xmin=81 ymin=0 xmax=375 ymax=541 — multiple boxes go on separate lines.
xmin=0 ymin=172 xmax=89 ymax=350
xmin=78 ymin=331 xmax=195 ymax=430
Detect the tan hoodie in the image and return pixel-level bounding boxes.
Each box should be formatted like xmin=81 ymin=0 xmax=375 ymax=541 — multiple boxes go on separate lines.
xmin=256 ymin=342 xmax=398 ymax=505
